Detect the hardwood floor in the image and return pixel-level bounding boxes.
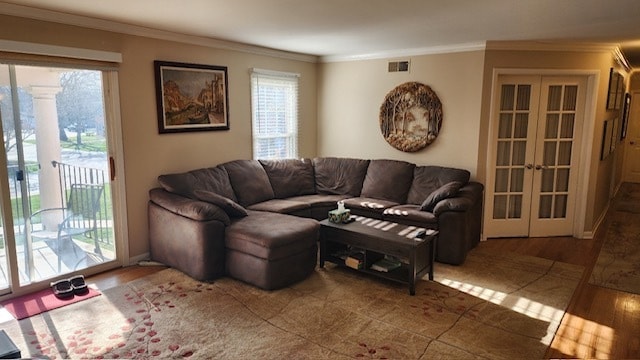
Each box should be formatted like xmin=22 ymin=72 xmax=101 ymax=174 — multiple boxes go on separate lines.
xmin=86 ymin=187 xmax=640 ymax=359
xmin=480 ymin=188 xmax=640 ymax=359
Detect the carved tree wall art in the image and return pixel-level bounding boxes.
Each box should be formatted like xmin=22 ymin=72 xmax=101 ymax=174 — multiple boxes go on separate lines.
xmin=379 ymin=82 xmax=442 ymax=152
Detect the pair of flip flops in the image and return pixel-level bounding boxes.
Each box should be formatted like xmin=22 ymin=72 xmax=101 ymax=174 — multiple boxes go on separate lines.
xmin=50 ymin=275 xmax=89 ymax=299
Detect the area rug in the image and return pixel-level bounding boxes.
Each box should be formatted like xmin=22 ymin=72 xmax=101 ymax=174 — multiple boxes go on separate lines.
xmin=0 ymin=287 xmax=101 ymax=320
xmin=1 ymin=248 xmax=582 ymax=359
xmin=589 ymin=183 xmax=640 ymax=294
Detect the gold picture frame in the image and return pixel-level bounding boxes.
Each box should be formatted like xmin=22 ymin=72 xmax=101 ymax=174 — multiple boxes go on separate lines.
xmin=154 ymin=61 xmax=229 ymax=133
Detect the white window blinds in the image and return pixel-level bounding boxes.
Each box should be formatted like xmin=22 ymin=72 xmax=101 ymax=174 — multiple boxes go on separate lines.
xmin=251 ymin=69 xmax=299 ymax=160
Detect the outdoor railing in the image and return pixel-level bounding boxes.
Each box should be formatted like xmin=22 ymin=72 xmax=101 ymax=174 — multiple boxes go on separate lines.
xmin=52 ymin=160 xmax=112 ymax=246
xmin=6 ymin=161 xmax=112 ymax=246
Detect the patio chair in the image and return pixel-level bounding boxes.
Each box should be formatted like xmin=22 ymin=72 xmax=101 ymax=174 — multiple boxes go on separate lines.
xmin=28 ymin=183 xmax=104 ymax=271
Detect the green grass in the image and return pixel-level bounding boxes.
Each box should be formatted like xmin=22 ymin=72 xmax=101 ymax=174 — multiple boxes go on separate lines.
xmin=24 ymin=133 xmax=107 ymax=152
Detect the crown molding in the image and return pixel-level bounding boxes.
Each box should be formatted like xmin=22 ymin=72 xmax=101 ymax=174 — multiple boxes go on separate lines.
xmin=0 ymin=3 xmax=319 ymax=63
xmin=485 ymin=40 xmax=619 ymax=53
xmin=0 ymin=39 xmax=123 ymax=62
xmin=321 ymin=42 xmax=487 ymax=63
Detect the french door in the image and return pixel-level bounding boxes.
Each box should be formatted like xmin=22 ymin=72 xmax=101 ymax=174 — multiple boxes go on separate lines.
xmin=485 ymin=75 xmax=587 ymax=238
xmin=623 ymin=91 xmax=640 ymax=183
xmin=0 ymin=63 xmax=119 ymax=295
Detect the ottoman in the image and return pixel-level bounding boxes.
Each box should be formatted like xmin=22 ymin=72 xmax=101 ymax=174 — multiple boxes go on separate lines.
xmin=225 ymin=211 xmax=319 ymax=290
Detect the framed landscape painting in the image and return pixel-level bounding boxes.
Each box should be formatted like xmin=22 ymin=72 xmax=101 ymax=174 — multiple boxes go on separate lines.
xmin=154 ymin=61 xmax=229 ymax=133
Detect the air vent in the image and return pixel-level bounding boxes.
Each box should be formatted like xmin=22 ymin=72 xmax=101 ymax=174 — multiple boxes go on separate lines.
xmin=388 ymin=60 xmax=410 ymax=73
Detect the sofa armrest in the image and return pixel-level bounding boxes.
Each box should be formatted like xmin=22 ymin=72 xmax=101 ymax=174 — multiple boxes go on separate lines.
xmin=433 ymin=182 xmax=484 ymax=216
xmin=149 ymin=188 xmax=230 ymax=225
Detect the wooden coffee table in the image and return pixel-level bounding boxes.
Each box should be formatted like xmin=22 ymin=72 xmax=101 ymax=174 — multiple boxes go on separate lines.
xmin=319 ymin=216 xmax=437 ymax=295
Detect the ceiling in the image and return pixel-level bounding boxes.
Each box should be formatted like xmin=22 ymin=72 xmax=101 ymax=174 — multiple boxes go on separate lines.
xmin=2 ymin=0 xmax=640 ymax=65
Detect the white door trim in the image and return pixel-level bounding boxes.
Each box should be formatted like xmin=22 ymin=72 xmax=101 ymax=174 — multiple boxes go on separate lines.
xmin=486 ymin=68 xmax=599 ymax=239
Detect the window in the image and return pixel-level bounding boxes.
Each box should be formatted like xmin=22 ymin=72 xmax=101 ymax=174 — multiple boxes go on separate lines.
xmin=251 ymin=69 xmax=299 ymax=160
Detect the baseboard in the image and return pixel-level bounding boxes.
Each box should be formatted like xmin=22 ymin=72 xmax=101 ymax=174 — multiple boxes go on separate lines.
xmin=128 ymin=252 xmax=151 ymax=266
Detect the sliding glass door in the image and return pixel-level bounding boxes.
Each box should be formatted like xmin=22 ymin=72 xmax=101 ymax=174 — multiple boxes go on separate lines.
xmin=0 ymin=63 xmax=118 ymax=293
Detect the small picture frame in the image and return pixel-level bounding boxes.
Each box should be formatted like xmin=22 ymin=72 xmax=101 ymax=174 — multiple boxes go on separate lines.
xmin=620 ymin=93 xmax=631 ymax=140
xmin=154 ymin=61 xmax=229 ymax=133
xmin=606 ymin=68 xmax=624 ymax=111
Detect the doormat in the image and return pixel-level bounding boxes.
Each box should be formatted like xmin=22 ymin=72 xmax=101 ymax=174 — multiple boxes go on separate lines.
xmin=0 ymin=287 xmax=101 ymax=320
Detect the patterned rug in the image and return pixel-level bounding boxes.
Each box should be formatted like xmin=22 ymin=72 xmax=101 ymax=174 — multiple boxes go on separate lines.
xmin=589 ymin=182 xmax=640 ymax=294
xmin=1 ymin=247 xmax=582 ymax=359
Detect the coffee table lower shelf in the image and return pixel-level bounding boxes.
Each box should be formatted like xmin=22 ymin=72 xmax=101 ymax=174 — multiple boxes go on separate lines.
xmin=319 ymin=218 xmax=436 ymax=295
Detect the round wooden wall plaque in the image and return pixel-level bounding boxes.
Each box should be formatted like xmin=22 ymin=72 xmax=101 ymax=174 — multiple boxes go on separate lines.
xmin=379 ymin=82 xmax=442 ymax=152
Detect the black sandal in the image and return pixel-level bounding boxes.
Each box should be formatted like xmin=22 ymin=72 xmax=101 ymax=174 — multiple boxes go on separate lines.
xmin=69 ymin=275 xmax=89 ymax=295
xmin=51 ymin=279 xmax=74 ymax=299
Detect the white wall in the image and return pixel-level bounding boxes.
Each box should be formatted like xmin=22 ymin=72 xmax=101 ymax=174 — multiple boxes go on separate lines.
xmin=317 ymin=51 xmax=485 ymax=177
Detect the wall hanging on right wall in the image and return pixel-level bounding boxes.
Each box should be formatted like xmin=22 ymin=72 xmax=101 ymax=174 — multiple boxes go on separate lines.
xmin=379 ymin=81 xmax=442 ymax=152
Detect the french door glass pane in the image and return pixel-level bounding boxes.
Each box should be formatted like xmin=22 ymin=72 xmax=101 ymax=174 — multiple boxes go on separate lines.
xmin=514 ymin=114 xmax=529 ymax=138
xmin=543 ymin=142 xmax=557 ymax=166
xmin=561 ymin=114 xmax=575 ymax=138
xmin=500 ymin=85 xmax=515 ymax=110
xmin=554 ymin=195 xmax=568 ymax=218
xmin=539 ymin=195 xmax=553 ymax=218
xmin=493 ymin=195 xmax=507 ymax=219
xmin=510 ymin=169 xmax=524 ymax=192
xmin=558 ymin=141 xmax=572 ymax=165
xmin=546 ymin=114 xmax=559 ymax=138
xmin=547 ymin=86 xmax=562 ymax=111
xmin=509 ymin=195 xmax=522 ymax=218
xmin=496 ymin=141 xmax=511 ymax=166
xmin=516 ymin=85 xmax=531 ymax=110
xmin=541 ymin=168 xmax=555 ymax=192
xmin=499 ymin=114 xmax=513 ymax=138
xmin=563 ymin=86 xmax=578 ymax=111
xmin=556 ymin=169 xmax=570 ymax=192
xmin=512 ymin=141 xmax=526 ymax=165
xmin=495 ymin=169 xmax=509 ymax=192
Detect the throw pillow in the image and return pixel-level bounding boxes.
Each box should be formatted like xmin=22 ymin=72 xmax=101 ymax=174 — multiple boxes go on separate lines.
xmin=193 ymin=190 xmax=248 ymax=218
xmin=420 ymin=181 xmax=463 ymax=212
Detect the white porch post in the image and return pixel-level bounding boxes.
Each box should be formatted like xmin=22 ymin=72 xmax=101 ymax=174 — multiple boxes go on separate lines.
xmin=30 ymin=85 xmax=63 ymax=230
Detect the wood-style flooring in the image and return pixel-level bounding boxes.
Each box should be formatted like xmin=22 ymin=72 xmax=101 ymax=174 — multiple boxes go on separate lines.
xmin=86 ymin=188 xmax=640 ymax=359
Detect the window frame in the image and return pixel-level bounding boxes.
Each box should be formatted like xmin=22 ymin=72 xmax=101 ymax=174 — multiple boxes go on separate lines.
xmin=250 ymin=68 xmax=299 ymax=160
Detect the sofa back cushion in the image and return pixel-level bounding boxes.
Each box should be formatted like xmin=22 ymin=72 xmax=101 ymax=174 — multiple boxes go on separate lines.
xmin=406 ymin=166 xmax=471 ymax=205
xmin=361 ymin=159 xmax=415 ymax=203
xmin=157 ymin=166 xmax=237 ymax=201
xmin=312 ymin=157 xmax=370 ymax=196
xmin=259 ymin=159 xmax=316 ymax=198
xmin=222 ymin=160 xmax=275 ymax=206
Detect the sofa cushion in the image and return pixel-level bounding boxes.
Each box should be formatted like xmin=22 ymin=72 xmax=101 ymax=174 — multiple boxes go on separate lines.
xmin=342 ymin=197 xmax=399 ymax=219
xmin=361 ymin=159 xmax=415 ymax=203
xmin=259 ymin=159 xmax=316 ymax=198
xmin=406 ymin=166 xmax=471 ymax=205
xmin=158 ymin=166 xmax=237 ymax=201
xmin=223 ymin=160 xmax=275 ymax=206
xmin=383 ymin=204 xmax=438 ymax=227
xmin=313 ymin=157 xmax=370 ymax=196
xmin=149 ymin=188 xmax=231 ymax=225
xmin=225 ymin=211 xmax=319 ymax=261
xmin=420 ymin=181 xmax=464 ymax=212
xmin=247 ymin=199 xmax=311 ymax=214
xmin=193 ymin=190 xmax=248 ymax=218
xmin=286 ymin=194 xmax=352 ymax=207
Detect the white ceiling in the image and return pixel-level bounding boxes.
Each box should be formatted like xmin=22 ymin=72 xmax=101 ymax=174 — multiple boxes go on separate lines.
xmin=2 ymin=0 xmax=640 ymax=63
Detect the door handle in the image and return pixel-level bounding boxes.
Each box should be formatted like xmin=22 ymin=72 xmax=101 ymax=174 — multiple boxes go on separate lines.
xmin=525 ymin=164 xmax=534 ymax=169
xmin=109 ymin=156 xmax=116 ymax=181
xmin=535 ymin=164 xmax=548 ymax=170
xmin=631 ymin=141 xmax=636 ymax=145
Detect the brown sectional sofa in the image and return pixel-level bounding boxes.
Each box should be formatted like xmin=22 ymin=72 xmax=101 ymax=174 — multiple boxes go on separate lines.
xmin=148 ymin=157 xmax=484 ymax=290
